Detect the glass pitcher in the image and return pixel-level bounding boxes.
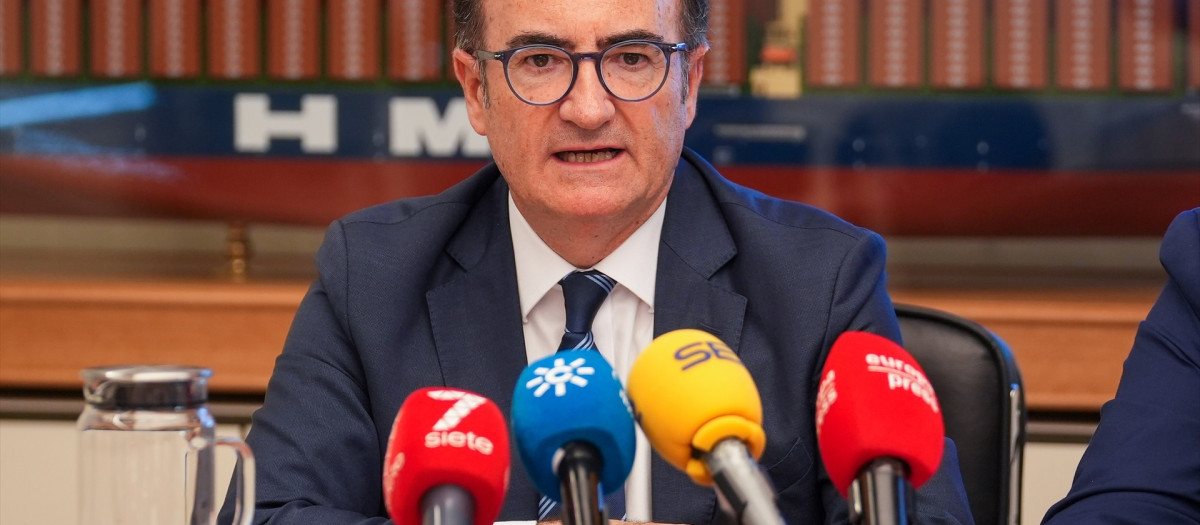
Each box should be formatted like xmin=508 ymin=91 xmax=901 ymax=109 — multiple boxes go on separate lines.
xmin=78 ymin=365 xmax=255 ymax=525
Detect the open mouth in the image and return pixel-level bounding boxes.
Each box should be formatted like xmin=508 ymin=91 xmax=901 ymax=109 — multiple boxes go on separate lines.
xmin=555 ymin=148 xmax=622 ymax=163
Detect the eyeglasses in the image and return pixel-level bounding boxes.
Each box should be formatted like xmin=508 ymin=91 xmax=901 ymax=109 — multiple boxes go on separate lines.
xmin=474 ymin=40 xmax=688 ymax=106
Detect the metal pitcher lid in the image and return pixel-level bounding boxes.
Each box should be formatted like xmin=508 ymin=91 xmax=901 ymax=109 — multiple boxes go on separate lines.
xmin=82 ymin=365 xmax=211 ymax=410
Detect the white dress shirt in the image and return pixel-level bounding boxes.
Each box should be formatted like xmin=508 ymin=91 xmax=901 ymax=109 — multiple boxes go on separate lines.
xmin=509 ymin=193 xmax=666 ymax=522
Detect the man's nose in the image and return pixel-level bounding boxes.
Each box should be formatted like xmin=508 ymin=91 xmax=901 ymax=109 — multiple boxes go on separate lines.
xmin=558 ymin=59 xmax=616 ymax=130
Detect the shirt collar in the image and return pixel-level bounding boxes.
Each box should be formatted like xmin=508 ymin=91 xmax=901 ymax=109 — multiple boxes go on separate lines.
xmin=510 ymin=193 xmax=665 ymax=320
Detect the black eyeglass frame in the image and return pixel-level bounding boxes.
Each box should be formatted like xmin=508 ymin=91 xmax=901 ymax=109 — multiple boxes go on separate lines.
xmin=473 ymin=40 xmax=689 ymax=106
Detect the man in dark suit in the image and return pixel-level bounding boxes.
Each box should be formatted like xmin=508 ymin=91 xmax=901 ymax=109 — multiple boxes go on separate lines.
xmin=235 ymin=0 xmax=974 ymax=523
xmin=1042 ymin=208 xmax=1200 ymax=524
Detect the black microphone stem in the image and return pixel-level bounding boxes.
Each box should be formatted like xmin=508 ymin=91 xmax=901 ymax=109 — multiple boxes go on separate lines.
xmin=848 ymin=457 xmax=915 ymax=525
xmin=421 ymin=484 xmax=475 ymax=525
xmin=557 ymin=441 xmax=607 ymax=525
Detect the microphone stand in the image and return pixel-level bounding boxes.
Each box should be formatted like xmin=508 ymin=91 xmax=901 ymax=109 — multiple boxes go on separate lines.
xmin=706 ymin=438 xmax=786 ymax=525
xmin=556 ymin=442 xmax=607 ymax=525
xmin=421 ymin=484 xmax=475 ymax=525
xmin=848 ymin=457 xmax=915 ymax=525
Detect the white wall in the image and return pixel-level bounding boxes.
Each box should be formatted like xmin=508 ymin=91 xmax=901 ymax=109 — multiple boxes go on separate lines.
xmin=1021 ymin=442 xmax=1088 ymax=524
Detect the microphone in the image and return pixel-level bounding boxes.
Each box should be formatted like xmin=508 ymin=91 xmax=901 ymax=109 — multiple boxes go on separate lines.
xmin=815 ymin=331 xmax=945 ymax=525
xmin=626 ymin=329 xmax=784 ymax=525
xmin=511 ymin=350 xmax=636 ymax=525
xmin=383 ymin=387 xmax=510 ymax=525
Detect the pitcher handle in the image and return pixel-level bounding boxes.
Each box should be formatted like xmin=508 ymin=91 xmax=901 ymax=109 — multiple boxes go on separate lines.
xmin=216 ymin=436 xmax=256 ymax=525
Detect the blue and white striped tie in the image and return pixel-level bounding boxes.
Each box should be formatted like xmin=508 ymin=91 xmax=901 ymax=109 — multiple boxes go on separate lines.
xmin=539 ymin=270 xmax=626 ymax=520
xmin=539 ymin=491 xmax=626 ymax=522
xmin=557 ymin=270 xmax=616 ymax=352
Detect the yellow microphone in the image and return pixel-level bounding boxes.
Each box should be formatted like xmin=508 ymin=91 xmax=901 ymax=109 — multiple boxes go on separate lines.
xmin=627 ymin=329 xmax=782 ymax=525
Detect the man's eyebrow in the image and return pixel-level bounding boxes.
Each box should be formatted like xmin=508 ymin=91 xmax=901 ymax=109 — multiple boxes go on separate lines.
xmin=598 ymin=30 xmax=665 ymax=48
xmin=505 ymin=31 xmax=571 ymax=50
xmin=502 ymin=30 xmax=667 ymax=51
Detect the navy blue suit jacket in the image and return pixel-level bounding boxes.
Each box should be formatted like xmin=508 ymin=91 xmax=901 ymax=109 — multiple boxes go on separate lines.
xmin=1042 ymin=208 xmax=1200 ymax=524
xmin=239 ymin=149 xmax=973 ymax=524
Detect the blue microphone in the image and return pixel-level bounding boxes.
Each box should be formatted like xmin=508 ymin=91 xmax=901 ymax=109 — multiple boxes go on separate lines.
xmin=511 ymin=350 xmax=636 ymax=525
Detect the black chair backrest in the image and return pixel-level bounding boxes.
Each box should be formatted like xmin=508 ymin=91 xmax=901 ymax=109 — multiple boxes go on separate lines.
xmin=895 ymin=303 xmax=1026 ymax=525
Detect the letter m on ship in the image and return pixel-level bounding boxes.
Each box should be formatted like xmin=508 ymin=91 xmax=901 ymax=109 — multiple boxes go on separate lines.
xmin=390 ymin=97 xmax=491 ymax=158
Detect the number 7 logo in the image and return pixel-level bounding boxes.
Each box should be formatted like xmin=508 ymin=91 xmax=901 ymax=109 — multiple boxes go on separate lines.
xmin=426 ymin=389 xmax=487 ymax=431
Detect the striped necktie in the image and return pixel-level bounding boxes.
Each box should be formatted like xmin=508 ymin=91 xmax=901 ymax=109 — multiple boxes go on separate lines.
xmin=557 ymin=270 xmax=616 ymax=352
xmin=539 ymin=270 xmax=626 ymax=521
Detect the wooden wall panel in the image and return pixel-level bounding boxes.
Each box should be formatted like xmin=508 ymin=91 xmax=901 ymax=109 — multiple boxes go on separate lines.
xmin=0 ymin=279 xmax=303 ymax=394
xmin=0 ymin=276 xmax=1158 ymax=412
xmin=891 ymin=288 xmax=1156 ymax=412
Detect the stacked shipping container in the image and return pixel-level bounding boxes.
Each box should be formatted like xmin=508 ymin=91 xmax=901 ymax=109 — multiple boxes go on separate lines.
xmin=0 ymin=0 xmax=1197 ymax=92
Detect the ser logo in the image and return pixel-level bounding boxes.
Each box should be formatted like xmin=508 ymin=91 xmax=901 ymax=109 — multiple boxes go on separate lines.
xmin=674 ymin=340 xmax=740 ymax=371
xmin=423 ymin=389 xmax=495 ymax=455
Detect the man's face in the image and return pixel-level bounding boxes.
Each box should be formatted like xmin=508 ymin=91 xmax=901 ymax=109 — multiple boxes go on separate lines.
xmin=454 ymin=0 xmax=706 ymax=227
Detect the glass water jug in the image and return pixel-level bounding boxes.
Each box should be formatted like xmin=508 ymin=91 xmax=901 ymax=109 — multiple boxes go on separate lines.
xmin=78 ymin=365 xmax=255 ymax=525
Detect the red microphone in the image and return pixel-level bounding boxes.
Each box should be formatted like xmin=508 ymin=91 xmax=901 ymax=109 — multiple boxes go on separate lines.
xmin=815 ymin=331 xmax=944 ymax=525
xmin=383 ymin=387 xmax=510 ymax=525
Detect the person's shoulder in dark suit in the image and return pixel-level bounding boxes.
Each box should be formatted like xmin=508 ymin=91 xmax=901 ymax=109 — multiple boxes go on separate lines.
xmin=1041 ymin=207 xmax=1200 ymax=524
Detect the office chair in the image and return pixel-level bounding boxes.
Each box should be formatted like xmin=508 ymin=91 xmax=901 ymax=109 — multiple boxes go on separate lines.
xmin=895 ymin=303 xmax=1026 ymax=525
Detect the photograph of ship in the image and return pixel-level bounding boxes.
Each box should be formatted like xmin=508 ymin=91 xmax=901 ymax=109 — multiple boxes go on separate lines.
xmin=1 ymin=0 xmax=1197 ymax=235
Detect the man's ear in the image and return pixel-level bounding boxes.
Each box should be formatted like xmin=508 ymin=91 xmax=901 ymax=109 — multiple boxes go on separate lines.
xmin=683 ymin=44 xmax=707 ymax=129
xmin=452 ymin=48 xmax=489 ymax=136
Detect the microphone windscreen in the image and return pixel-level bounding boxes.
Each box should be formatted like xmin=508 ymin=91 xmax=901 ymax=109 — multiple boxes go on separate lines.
xmin=816 ymin=331 xmax=944 ymax=497
xmin=511 ymin=350 xmax=636 ymax=500
xmin=627 ymin=329 xmax=766 ymax=485
xmin=383 ymin=387 xmax=510 ymax=525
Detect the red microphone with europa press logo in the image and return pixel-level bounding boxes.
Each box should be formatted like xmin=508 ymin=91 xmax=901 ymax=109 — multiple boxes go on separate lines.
xmin=383 ymin=387 xmax=510 ymax=525
xmin=816 ymin=331 xmax=945 ymax=525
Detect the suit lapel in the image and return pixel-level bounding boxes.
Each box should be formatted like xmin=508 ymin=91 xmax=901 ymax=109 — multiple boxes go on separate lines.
xmin=650 ymin=153 xmax=748 ymax=523
xmin=425 ymin=178 xmax=541 ymax=519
